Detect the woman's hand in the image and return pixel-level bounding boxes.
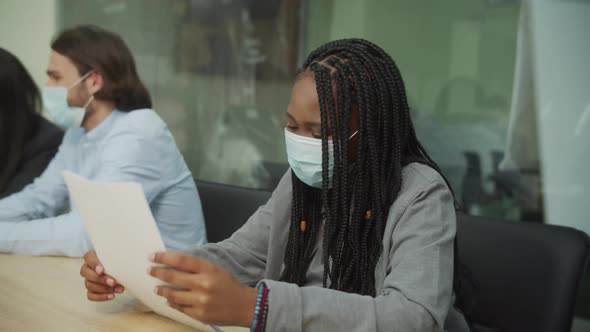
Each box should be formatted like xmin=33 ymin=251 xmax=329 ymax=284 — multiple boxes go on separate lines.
xmin=80 ymin=250 xmax=125 ymax=301
xmin=149 ymin=252 xmax=257 ymax=327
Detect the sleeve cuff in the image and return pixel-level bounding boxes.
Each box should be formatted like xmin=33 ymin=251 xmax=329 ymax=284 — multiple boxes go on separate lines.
xmin=257 ymin=279 xmax=303 ymax=332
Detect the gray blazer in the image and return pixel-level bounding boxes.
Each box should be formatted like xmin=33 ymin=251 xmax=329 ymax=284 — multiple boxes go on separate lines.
xmin=191 ymin=163 xmax=469 ymax=331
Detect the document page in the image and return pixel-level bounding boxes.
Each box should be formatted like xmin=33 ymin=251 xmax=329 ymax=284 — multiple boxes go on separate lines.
xmin=63 ymin=171 xmax=220 ymax=332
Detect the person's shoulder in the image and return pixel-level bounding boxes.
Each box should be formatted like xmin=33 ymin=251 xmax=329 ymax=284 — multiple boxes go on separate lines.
xmin=402 ymin=162 xmax=446 ymax=185
xmin=273 ymin=169 xmax=293 ymax=196
xmin=384 ymin=163 xmax=456 ymax=237
xmin=36 ymin=115 xmax=64 ymax=140
xmin=397 ymin=162 xmax=451 ymax=206
xmin=111 ymin=108 xmax=167 ymax=139
xmin=23 ymin=115 xmax=64 ymax=155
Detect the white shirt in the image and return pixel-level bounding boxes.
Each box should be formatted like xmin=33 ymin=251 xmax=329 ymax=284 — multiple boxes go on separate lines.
xmin=0 ymin=109 xmax=207 ymax=256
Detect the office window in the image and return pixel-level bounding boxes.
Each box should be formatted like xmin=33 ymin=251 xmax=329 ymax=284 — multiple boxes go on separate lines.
xmin=59 ymin=0 xmax=302 ymax=189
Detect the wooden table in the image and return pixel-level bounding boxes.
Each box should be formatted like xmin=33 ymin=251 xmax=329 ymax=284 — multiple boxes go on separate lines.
xmin=0 ymin=254 xmax=248 ymax=332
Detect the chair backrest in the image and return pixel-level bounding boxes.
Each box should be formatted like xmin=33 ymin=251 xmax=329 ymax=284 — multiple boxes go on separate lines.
xmin=196 ymin=180 xmax=272 ymax=243
xmin=457 ymin=214 xmax=590 ymax=332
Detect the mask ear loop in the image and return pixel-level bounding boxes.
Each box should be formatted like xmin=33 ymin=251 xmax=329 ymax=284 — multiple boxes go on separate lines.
xmin=68 ymin=71 xmax=93 ymax=89
xmin=71 ymin=71 xmax=95 ymax=110
xmin=82 ymin=96 xmax=94 ymax=109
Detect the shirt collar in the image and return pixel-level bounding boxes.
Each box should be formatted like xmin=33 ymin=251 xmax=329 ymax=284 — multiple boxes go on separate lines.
xmin=83 ymin=110 xmax=119 ymax=142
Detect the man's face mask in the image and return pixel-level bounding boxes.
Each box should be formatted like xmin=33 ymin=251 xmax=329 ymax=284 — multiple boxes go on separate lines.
xmin=42 ymin=71 xmax=93 ymax=129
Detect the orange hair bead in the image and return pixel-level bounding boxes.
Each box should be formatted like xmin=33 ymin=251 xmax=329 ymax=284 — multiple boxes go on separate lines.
xmin=300 ymin=220 xmax=307 ymax=233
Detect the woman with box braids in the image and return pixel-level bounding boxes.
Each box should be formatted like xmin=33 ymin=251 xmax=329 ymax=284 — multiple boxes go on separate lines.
xmin=281 ymin=38 xmax=473 ymax=315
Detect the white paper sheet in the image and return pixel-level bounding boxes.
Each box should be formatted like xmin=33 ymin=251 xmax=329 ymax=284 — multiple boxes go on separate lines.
xmin=63 ymin=171 xmax=220 ymax=332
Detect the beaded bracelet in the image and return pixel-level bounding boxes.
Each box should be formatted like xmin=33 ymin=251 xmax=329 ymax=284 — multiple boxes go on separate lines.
xmin=256 ymin=285 xmax=269 ymax=332
xmin=251 ymin=282 xmax=270 ymax=332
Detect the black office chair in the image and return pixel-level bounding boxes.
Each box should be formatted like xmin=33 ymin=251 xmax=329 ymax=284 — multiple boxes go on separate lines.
xmin=196 ymin=180 xmax=272 ymax=243
xmin=457 ymin=214 xmax=590 ymax=332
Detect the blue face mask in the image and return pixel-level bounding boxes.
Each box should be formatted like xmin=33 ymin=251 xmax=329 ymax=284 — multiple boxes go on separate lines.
xmin=42 ymin=72 xmax=93 ymax=130
xmin=284 ymin=128 xmax=358 ymax=188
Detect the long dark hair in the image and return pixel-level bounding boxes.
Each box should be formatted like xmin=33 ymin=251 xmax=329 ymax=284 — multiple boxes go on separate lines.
xmin=0 ymin=48 xmax=42 ymax=191
xmin=51 ymin=25 xmax=152 ymax=111
xmin=281 ymin=39 xmax=473 ymax=314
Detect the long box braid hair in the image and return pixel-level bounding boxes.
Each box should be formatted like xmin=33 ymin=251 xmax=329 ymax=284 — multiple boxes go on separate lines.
xmin=280 ymin=38 xmax=474 ymax=315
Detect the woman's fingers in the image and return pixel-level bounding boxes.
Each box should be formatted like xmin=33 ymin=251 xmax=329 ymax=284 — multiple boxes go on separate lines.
xmin=86 ymin=291 xmax=115 ymax=302
xmin=148 ymin=266 xmax=197 ymax=289
xmin=155 ymin=286 xmax=196 ymax=306
xmin=85 ymin=280 xmax=114 ymax=294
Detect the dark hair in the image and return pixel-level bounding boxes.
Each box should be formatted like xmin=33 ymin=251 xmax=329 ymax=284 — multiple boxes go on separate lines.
xmin=0 ymin=48 xmax=43 ymax=190
xmin=51 ymin=25 xmax=151 ymax=111
xmin=281 ymin=39 xmax=474 ymax=314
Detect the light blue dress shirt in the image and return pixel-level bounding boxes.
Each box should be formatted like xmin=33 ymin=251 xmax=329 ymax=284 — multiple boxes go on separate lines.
xmin=0 ymin=109 xmax=207 ymax=257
